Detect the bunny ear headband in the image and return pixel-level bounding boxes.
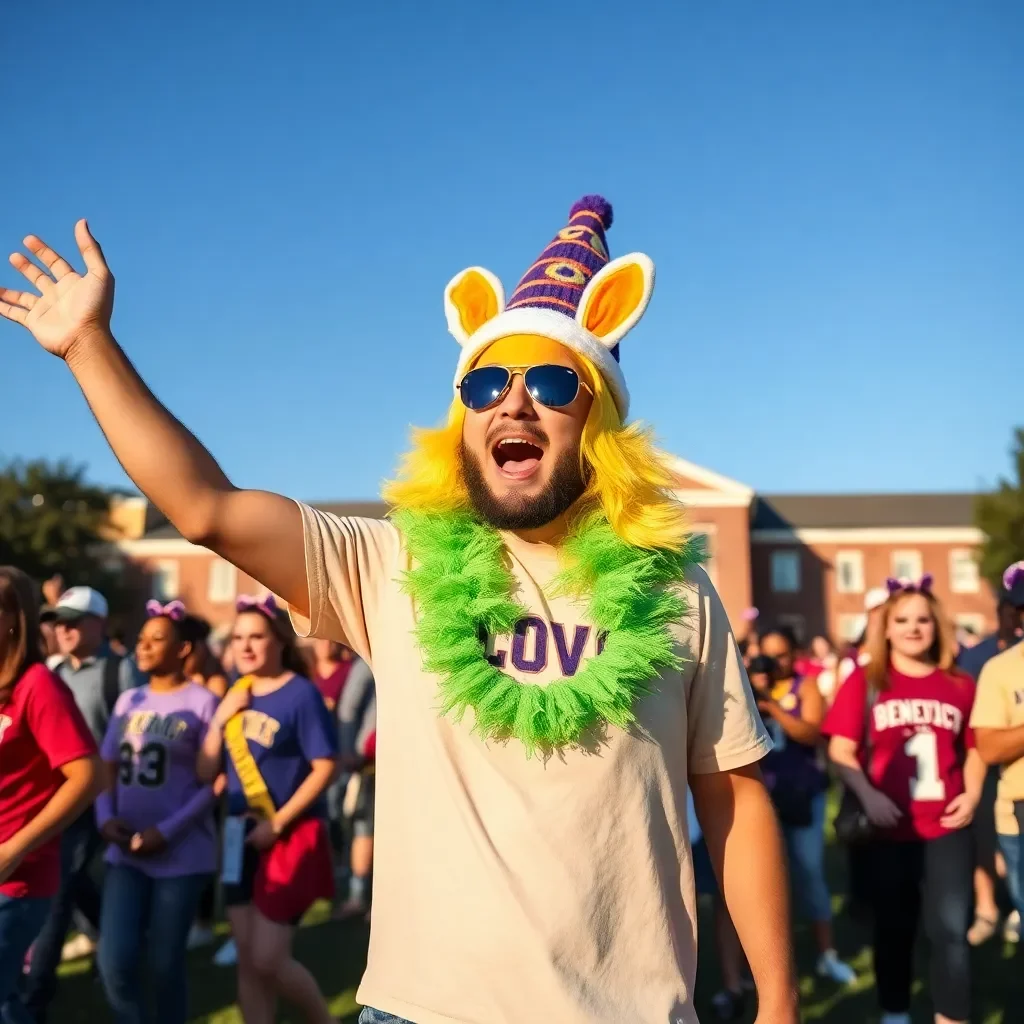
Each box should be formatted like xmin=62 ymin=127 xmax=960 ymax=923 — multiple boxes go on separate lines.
xmin=885 ymin=573 xmax=934 ymax=597
xmin=145 ymin=599 xmax=186 ymax=621
xmin=236 ymin=593 xmax=278 ymax=619
xmin=445 ymin=195 xmax=654 ymax=421
xmin=1003 ymin=561 xmax=1024 ymax=592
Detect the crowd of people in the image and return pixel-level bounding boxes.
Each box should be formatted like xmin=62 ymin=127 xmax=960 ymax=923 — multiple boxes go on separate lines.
xmin=0 ymin=570 xmax=377 ymax=1024
xmin=693 ymin=563 xmax=1024 ymax=1023
xmin=2 ymin=198 xmax=1023 ymax=1024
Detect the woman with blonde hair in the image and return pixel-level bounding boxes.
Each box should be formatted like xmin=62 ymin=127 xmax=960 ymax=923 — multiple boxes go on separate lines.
xmin=823 ymin=575 xmax=984 ymax=1024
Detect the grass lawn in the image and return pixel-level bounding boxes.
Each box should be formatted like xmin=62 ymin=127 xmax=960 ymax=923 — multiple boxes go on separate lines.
xmin=52 ymin=793 xmax=1020 ymax=1022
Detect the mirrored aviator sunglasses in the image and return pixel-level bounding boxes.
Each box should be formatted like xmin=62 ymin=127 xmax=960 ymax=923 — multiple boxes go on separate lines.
xmin=458 ymin=364 xmax=590 ymax=412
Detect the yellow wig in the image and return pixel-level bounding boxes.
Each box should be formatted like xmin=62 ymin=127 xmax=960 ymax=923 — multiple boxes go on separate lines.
xmin=382 ymin=353 xmax=689 ymax=553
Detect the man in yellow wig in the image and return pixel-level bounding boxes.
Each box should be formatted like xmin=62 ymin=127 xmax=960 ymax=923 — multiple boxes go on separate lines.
xmin=3 ymin=198 xmax=798 ymax=1023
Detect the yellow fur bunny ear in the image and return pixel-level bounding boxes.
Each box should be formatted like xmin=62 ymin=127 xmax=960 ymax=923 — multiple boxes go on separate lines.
xmin=575 ymin=254 xmax=655 ymax=348
xmin=444 ymin=267 xmax=506 ymax=346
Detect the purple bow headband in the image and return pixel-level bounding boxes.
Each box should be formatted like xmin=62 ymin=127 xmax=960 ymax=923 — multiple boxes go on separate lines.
xmin=145 ymin=599 xmax=186 ymax=621
xmin=1005 ymin=561 xmax=1024 ymax=591
xmin=885 ymin=573 xmax=934 ymax=597
xmin=236 ymin=593 xmax=279 ymax=619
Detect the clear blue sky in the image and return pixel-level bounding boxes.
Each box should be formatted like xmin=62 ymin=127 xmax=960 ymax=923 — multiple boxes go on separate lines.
xmin=3 ymin=1 xmax=1021 ymax=501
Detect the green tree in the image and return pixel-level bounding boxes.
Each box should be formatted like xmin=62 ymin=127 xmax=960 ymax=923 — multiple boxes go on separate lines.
xmin=0 ymin=458 xmax=122 ymax=590
xmin=976 ymin=427 xmax=1024 ymax=591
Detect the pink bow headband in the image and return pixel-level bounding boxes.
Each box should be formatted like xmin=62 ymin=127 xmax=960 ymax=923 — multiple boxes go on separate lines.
xmin=145 ymin=599 xmax=186 ymax=621
xmin=1004 ymin=562 xmax=1024 ymax=592
xmin=236 ymin=593 xmax=279 ymax=619
xmin=885 ymin=573 xmax=934 ymax=597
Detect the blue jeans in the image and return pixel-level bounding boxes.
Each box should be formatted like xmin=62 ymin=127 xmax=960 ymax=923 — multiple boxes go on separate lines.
xmin=781 ymin=791 xmax=832 ymax=922
xmin=359 ymin=1010 xmax=414 ymax=1024
xmin=22 ymin=809 xmax=102 ymax=1020
xmin=998 ymin=831 xmax=1023 ymax=917
xmin=0 ymin=894 xmax=50 ymax=1024
xmin=97 ymin=866 xmax=209 ymax=1024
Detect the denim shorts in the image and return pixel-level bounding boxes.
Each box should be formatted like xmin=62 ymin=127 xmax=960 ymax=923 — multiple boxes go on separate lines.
xmin=998 ymin=831 xmax=1023 ymax=917
xmin=358 ymin=1009 xmax=414 ymax=1024
xmin=0 ymin=894 xmax=51 ymax=1013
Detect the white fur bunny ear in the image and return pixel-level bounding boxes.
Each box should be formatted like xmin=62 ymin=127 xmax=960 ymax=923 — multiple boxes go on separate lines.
xmin=575 ymin=253 xmax=655 ymax=349
xmin=443 ymin=267 xmax=505 ymax=346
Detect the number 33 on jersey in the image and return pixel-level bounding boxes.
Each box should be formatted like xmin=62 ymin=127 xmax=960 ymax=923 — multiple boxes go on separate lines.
xmin=101 ymin=685 xmax=220 ymax=858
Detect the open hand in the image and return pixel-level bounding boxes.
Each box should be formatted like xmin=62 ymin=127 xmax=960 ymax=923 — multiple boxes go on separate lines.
xmin=940 ymin=792 xmax=977 ymax=831
xmin=1 ymin=220 xmax=113 ymax=360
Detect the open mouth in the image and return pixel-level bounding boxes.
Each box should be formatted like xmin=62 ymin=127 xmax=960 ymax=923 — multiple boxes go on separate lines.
xmin=491 ymin=436 xmax=545 ymax=479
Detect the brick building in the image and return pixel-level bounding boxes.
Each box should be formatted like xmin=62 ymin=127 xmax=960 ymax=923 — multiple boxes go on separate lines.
xmin=113 ymin=458 xmax=997 ymax=644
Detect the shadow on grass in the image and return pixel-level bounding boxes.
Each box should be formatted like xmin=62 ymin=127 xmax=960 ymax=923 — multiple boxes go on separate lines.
xmin=51 ymin=909 xmax=370 ymax=1023
xmin=50 ymin=792 xmax=1021 ymax=1022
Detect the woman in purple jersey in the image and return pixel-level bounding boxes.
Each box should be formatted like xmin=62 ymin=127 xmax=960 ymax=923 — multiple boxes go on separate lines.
xmin=95 ymin=601 xmax=219 ymax=1024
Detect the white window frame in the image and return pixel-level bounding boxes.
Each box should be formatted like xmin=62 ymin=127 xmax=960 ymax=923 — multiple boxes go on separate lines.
xmin=948 ymin=549 xmax=980 ymax=594
xmin=835 ymin=550 xmax=864 ymax=594
xmin=771 ymin=550 xmax=801 ymax=593
xmin=208 ymin=559 xmax=238 ymax=603
xmin=152 ymin=559 xmax=180 ymax=601
xmin=890 ymin=549 xmax=923 ymax=582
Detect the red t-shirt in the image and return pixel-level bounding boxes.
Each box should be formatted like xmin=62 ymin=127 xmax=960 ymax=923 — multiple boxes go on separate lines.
xmin=0 ymin=664 xmax=97 ymax=897
xmin=822 ymin=663 xmax=976 ymax=841
xmin=313 ymin=660 xmax=352 ymax=706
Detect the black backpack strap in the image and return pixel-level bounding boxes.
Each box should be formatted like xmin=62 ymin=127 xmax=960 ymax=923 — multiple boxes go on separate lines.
xmin=102 ymin=654 xmax=123 ymax=714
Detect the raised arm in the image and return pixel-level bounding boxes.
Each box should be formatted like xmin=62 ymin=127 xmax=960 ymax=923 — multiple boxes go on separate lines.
xmin=1 ymin=222 xmax=308 ymax=615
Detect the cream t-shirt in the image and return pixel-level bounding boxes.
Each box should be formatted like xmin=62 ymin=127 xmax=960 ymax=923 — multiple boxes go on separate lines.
xmin=970 ymin=643 xmax=1024 ymax=836
xmin=290 ymin=504 xmax=771 ymax=1024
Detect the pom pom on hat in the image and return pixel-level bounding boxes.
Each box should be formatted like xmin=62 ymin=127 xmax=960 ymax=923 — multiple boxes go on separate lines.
xmin=570 ymin=195 xmax=613 ymax=230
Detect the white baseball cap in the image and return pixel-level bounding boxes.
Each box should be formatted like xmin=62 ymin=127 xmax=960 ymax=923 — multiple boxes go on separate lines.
xmin=54 ymin=586 xmax=109 ymax=621
xmin=864 ymin=587 xmax=889 ymax=613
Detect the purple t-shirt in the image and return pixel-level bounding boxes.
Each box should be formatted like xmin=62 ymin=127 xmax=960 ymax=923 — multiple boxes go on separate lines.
xmin=223 ymin=675 xmax=337 ymax=818
xmin=99 ymin=683 xmax=218 ymax=877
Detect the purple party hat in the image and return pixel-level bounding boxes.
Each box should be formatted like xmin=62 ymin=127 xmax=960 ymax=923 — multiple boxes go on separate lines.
xmin=506 ymin=197 xmax=613 ymax=313
xmin=444 ymin=195 xmax=655 ymax=418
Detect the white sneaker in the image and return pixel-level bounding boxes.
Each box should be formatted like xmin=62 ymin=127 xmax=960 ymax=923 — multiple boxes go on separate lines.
xmin=60 ymin=933 xmax=96 ymax=962
xmin=187 ymin=924 xmax=215 ymax=950
xmin=213 ymin=938 xmax=237 ymax=966
xmin=879 ymin=1014 xmax=911 ymax=1024
xmin=816 ymin=949 xmax=856 ymax=986
xmin=1005 ymin=909 xmax=1021 ymax=943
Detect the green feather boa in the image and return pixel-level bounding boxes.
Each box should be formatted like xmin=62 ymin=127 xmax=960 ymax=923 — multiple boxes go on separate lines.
xmin=393 ymin=507 xmax=705 ymax=755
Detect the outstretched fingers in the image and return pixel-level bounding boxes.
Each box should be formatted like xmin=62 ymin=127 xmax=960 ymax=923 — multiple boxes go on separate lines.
xmin=0 ymin=288 xmax=36 ymax=311
xmin=0 ymin=287 xmax=31 ymax=324
xmin=75 ymin=219 xmax=108 ymax=274
xmin=9 ymin=251 xmax=55 ymax=293
xmin=23 ymin=234 xmax=76 ymax=279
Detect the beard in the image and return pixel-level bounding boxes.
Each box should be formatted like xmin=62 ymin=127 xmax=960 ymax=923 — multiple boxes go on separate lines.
xmin=460 ymin=441 xmax=588 ymax=531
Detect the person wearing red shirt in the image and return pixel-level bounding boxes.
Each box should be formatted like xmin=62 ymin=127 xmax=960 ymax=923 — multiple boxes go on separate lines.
xmin=0 ymin=567 xmax=101 ymax=1019
xmin=824 ymin=575 xmax=984 ymax=1024
xmin=311 ymin=639 xmax=354 ymax=713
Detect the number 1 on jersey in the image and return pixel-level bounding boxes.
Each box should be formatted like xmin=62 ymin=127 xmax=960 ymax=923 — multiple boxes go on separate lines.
xmin=904 ymin=730 xmax=945 ymax=802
